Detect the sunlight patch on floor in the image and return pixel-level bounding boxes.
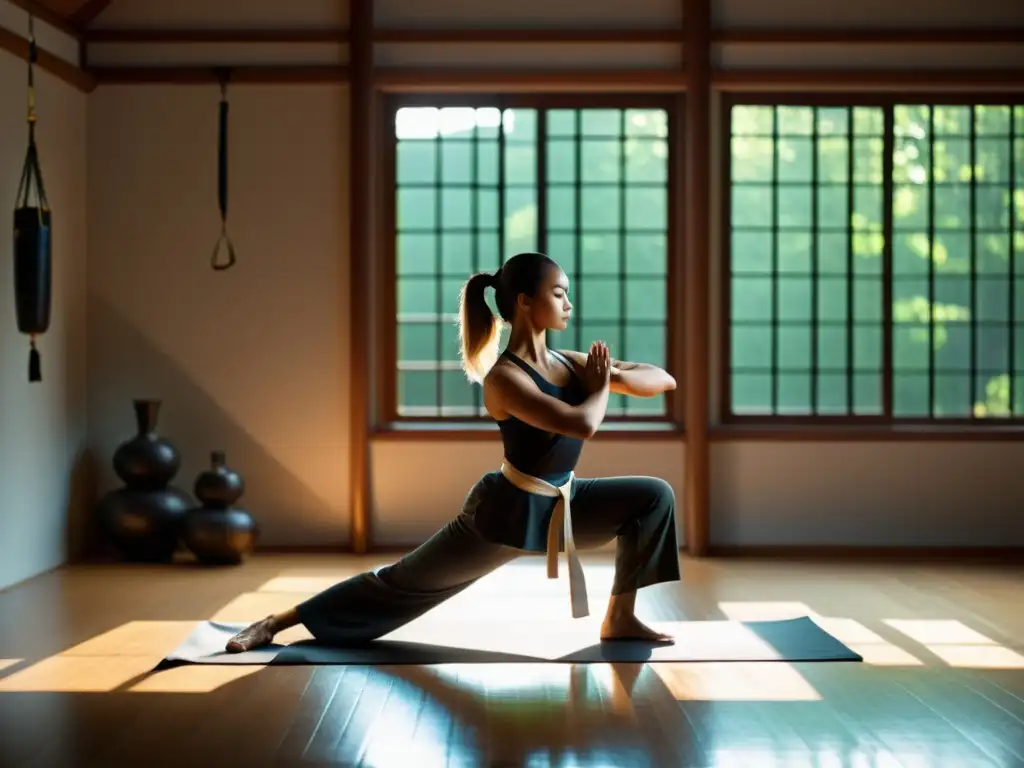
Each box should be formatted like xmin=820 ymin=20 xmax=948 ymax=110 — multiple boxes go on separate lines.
xmin=651 ymin=662 xmax=822 ymax=701
xmin=58 ymin=620 xmax=198 ymax=656
xmin=130 ymin=664 xmax=262 ymax=693
xmin=0 ymin=655 xmax=161 ymax=693
xmin=884 ymin=619 xmax=1024 ymax=669
xmin=717 ymin=601 xmax=820 ymax=622
xmin=718 ymin=601 xmax=924 ymax=667
xmin=0 ymin=621 xmax=258 ymax=693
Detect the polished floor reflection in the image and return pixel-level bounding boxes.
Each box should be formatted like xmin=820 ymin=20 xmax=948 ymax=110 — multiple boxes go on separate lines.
xmin=0 ymin=553 xmax=1021 ymax=767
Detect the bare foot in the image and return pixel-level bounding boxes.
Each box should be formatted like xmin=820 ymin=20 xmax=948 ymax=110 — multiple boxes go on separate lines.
xmin=600 ymin=613 xmax=674 ymax=644
xmin=225 ymin=616 xmax=277 ymax=653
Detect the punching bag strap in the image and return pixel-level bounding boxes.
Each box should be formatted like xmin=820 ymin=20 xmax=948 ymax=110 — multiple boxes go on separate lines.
xmin=211 ymin=69 xmax=236 ymax=271
xmin=16 ymin=16 xmax=49 ymax=215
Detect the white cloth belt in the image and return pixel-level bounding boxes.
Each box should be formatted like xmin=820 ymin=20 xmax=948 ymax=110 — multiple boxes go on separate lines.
xmin=500 ymin=459 xmax=589 ymax=619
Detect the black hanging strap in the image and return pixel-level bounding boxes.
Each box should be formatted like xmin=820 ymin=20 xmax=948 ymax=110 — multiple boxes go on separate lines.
xmin=17 ymin=18 xmax=49 ymax=215
xmin=211 ymin=69 xmax=236 ymax=271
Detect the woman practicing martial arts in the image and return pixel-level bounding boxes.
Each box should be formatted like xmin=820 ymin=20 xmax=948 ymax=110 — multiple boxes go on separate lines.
xmin=226 ymin=251 xmax=681 ymax=653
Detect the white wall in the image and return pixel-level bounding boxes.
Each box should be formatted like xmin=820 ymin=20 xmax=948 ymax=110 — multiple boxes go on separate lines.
xmin=0 ymin=8 xmax=88 ymax=591
xmin=711 ymin=442 xmax=1024 ymax=547
xmin=79 ymin=0 xmax=1024 ymax=554
xmin=87 ymin=84 xmax=350 ymax=547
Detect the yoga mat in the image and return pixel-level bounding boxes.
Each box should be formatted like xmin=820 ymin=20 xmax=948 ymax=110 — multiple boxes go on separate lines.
xmin=156 ymin=616 xmax=862 ymax=668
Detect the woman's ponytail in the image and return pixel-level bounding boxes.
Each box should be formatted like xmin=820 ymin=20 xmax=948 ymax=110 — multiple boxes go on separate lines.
xmin=458 ymin=271 xmax=502 ymax=384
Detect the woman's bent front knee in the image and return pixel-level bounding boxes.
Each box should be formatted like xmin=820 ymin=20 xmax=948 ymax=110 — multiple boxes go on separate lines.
xmin=638 ymin=476 xmax=675 ymax=510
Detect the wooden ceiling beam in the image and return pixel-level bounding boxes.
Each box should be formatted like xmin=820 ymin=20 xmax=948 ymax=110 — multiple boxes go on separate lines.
xmin=6 ymin=0 xmax=82 ymax=39
xmin=713 ymin=68 xmax=1024 ymax=89
xmin=68 ymin=0 xmax=113 ymax=28
xmin=83 ymin=27 xmax=676 ymax=44
xmin=86 ymin=64 xmax=348 ymax=84
xmin=87 ymin=28 xmax=349 ymax=43
xmin=80 ymin=25 xmax=1021 ymax=46
xmin=81 ymin=64 xmax=1024 ymax=91
xmin=0 ymin=23 xmax=94 ymax=90
xmin=715 ymin=28 xmax=1023 ymax=45
xmin=373 ymin=68 xmax=686 ymax=92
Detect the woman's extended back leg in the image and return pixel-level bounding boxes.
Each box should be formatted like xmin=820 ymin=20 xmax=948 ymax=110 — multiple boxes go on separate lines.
xmin=227 ymin=513 xmax=521 ymax=651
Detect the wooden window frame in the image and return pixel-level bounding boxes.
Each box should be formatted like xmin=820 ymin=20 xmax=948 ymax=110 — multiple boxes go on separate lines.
xmin=719 ymin=91 xmax=1024 ymax=430
xmin=375 ymin=92 xmax=685 ymax=440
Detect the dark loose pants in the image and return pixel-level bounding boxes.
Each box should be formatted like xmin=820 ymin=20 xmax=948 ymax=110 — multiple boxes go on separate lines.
xmin=295 ymin=475 xmax=681 ymax=645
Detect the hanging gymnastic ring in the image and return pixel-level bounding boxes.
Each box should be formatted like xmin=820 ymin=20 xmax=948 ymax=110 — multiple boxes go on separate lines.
xmin=211 ymin=68 xmax=236 ymax=271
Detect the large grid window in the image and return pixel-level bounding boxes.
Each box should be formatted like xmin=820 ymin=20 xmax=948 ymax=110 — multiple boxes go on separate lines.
xmin=892 ymin=105 xmax=1022 ymax=418
xmin=729 ymin=105 xmax=886 ymax=416
xmin=726 ymin=100 xmax=1024 ymax=422
xmin=392 ymin=101 xmax=672 ymax=420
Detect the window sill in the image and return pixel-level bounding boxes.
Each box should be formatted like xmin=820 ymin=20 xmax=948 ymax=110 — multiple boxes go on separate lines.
xmin=370 ymin=421 xmax=1024 ymax=442
xmin=371 ymin=421 xmax=685 ymax=441
xmin=710 ymin=424 xmax=1024 ymax=442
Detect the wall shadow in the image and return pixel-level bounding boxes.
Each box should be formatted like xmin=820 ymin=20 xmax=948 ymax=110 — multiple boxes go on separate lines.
xmin=64 ymin=445 xmax=100 ymax=561
xmin=87 ymin=295 xmax=348 ymax=550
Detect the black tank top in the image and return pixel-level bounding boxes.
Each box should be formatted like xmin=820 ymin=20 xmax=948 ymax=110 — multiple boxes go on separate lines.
xmin=495 ymin=349 xmax=588 ymax=485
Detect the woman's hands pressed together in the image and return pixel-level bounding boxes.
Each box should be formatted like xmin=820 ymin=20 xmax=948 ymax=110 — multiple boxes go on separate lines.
xmin=582 ymin=341 xmax=611 ymax=394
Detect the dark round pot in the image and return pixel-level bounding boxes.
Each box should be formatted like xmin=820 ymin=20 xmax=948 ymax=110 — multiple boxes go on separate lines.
xmin=112 ymin=399 xmax=181 ymax=490
xmin=193 ymin=450 xmax=244 ymax=509
xmin=97 ymin=486 xmax=193 ymax=562
xmin=182 ymin=508 xmax=258 ymax=565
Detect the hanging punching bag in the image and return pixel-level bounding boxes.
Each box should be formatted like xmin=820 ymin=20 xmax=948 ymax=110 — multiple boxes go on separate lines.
xmin=13 ymin=16 xmax=51 ymax=383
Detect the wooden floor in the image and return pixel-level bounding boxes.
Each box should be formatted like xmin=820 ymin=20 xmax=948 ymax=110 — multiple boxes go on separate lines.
xmin=0 ymin=551 xmax=1022 ymax=767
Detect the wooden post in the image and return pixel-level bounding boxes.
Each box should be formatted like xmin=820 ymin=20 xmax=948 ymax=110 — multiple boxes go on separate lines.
xmin=683 ymin=0 xmax=711 ymax=556
xmin=348 ymin=0 xmax=373 ymax=553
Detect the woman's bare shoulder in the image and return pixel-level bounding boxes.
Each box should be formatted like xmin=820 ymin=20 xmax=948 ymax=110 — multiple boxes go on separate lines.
xmin=483 ymin=358 xmax=520 ymax=418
